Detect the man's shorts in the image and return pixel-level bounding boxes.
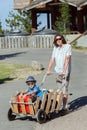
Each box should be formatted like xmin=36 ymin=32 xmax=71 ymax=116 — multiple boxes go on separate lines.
xmin=56 ymin=74 xmax=70 ymax=95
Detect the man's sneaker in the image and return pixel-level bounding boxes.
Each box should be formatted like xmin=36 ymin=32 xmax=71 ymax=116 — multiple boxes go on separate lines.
xmin=59 ymin=108 xmax=70 ymax=116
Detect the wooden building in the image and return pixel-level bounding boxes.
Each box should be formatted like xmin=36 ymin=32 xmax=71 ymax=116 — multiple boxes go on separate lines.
xmin=13 ymin=0 xmax=87 ymax=33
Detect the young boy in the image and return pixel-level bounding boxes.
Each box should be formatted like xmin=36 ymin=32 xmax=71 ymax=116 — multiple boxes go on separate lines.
xmin=18 ymin=76 xmax=47 ymax=102
xmin=16 ymin=76 xmax=48 ymax=114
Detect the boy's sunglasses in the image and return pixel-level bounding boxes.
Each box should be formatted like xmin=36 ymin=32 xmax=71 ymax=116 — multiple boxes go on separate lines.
xmin=27 ymin=82 xmax=34 ymax=85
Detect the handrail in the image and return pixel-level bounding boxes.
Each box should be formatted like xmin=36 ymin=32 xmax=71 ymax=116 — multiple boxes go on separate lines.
xmin=70 ymin=30 xmax=87 ymax=45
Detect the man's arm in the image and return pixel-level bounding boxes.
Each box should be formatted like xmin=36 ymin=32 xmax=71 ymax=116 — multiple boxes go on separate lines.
xmin=47 ymin=57 xmax=54 ymax=74
xmin=62 ymin=55 xmax=71 ymax=75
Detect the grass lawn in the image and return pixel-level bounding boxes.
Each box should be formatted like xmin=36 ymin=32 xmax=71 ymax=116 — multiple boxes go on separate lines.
xmin=0 ymin=62 xmax=42 ymax=84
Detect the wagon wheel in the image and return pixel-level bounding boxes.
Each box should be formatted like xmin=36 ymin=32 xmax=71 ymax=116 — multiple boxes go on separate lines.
xmin=7 ymin=108 xmax=16 ymax=121
xmin=36 ymin=109 xmax=46 ymax=124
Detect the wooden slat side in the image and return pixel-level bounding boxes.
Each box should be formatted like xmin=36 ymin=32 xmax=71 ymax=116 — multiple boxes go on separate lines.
xmin=50 ymin=92 xmax=57 ymax=113
xmin=34 ymin=97 xmax=41 ymax=114
xmin=41 ymin=92 xmax=48 ymax=110
xmin=45 ymin=92 xmax=53 ymax=114
xmin=11 ymin=96 xmax=19 ymax=114
xmin=56 ymin=91 xmax=63 ymax=111
xmin=48 ymin=89 xmax=54 ymax=92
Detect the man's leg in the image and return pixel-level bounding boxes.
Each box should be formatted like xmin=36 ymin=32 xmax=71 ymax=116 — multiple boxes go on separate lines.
xmin=62 ymin=74 xmax=70 ymax=110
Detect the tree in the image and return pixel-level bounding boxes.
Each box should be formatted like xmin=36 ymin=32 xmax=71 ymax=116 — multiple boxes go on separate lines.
xmin=5 ymin=11 xmax=19 ymax=30
xmin=5 ymin=10 xmax=32 ymax=33
xmin=53 ymin=3 xmax=71 ymax=34
xmin=0 ymin=20 xmax=4 ymax=33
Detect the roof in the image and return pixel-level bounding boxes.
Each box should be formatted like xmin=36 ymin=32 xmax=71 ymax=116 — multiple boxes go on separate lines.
xmin=59 ymin=0 xmax=87 ymax=7
xmin=13 ymin=0 xmax=87 ymax=10
xmin=26 ymin=0 xmax=52 ymax=10
xmin=5 ymin=30 xmax=30 ymax=36
xmin=32 ymin=28 xmax=59 ymax=35
xmin=14 ymin=0 xmax=52 ymax=10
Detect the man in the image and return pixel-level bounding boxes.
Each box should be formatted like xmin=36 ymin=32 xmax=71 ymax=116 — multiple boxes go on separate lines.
xmin=47 ymin=33 xmax=72 ymax=113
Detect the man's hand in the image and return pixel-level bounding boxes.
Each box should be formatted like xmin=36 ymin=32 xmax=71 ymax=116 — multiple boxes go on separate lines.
xmin=46 ymin=70 xmax=51 ymax=75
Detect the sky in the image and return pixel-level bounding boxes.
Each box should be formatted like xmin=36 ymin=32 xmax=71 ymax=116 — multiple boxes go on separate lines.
xmin=0 ymin=0 xmax=47 ymax=30
xmin=0 ymin=0 xmax=14 ymax=30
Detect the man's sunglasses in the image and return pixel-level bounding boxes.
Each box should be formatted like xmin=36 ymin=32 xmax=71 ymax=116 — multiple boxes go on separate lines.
xmin=56 ymin=38 xmax=62 ymax=41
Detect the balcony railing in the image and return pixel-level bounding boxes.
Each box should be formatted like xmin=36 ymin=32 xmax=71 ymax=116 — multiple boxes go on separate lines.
xmin=0 ymin=35 xmax=54 ymax=49
xmin=0 ymin=34 xmax=82 ymax=49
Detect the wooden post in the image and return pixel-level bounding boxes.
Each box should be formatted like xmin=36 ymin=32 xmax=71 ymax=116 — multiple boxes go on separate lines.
xmin=11 ymin=96 xmax=19 ymax=114
xmin=50 ymin=92 xmax=57 ymax=113
xmin=34 ymin=97 xmax=41 ymax=114
xmin=77 ymin=10 xmax=84 ymax=33
xmin=45 ymin=92 xmax=53 ymax=114
xmin=31 ymin=9 xmax=37 ymax=34
xmin=41 ymin=92 xmax=48 ymax=110
xmin=56 ymin=91 xmax=63 ymax=111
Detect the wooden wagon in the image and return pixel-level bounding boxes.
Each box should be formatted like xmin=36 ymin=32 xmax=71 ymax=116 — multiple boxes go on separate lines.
xmin=8 ymin=89 xmax=63 ymax=123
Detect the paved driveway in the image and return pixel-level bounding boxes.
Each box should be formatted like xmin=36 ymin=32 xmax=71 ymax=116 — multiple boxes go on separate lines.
xmin=0 ymin=48 xmax=87 ymax=130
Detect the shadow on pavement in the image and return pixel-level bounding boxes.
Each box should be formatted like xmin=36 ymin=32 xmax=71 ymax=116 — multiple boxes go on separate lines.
xmin=0 ymin=77 xmax=15 ymax=84
xmin=16 ymin=116 xmax=37 ymax=122
xmin=0 ymin=52 xmax=26 ymax=60
xmin=69 ymin=96 xmax=87 ymax=111
xmin=46 ymin=96 xmax=87 ymax=122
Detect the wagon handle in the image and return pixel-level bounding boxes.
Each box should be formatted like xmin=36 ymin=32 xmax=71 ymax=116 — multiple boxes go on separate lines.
xmin=39 ymin=72 xmax=57 ymax=88
xmin=39 ymin=73 xmax=47 ymax=88
xmin=39 ymin=72 xmax=60 ymax=88
xmin=46 ymin=72 xmax=67 ymax=92
xmin=39 ymin=72 xmax=66 ymax=89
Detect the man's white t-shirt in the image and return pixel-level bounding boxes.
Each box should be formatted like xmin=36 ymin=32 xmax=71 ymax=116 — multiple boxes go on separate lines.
xmin=52 ymin=43 xmax=72 ymax=76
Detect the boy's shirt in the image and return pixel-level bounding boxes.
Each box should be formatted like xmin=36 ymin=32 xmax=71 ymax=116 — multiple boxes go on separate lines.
xmin=27 ymin=85 xmax=43 ymax=98
xmin=27 ymin=85 xmax=40 ymax=92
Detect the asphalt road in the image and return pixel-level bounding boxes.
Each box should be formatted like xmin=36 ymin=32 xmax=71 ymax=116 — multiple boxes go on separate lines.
xmin=0 ymin=48 xmax=87 ymax=130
